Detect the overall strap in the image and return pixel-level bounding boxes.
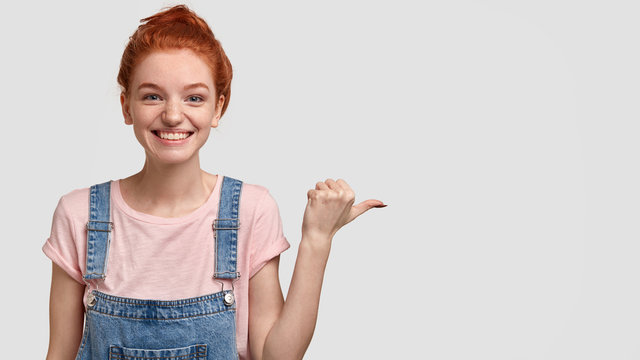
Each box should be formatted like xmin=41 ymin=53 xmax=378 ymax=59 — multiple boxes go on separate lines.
xmin=83 ymin=181 xmax=113 ymax=281
xmin=213 ymin=176 xmax=243 ymax=280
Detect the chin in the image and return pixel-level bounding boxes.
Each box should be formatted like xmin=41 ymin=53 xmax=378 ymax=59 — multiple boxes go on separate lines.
xmin=146 ymin=151 xmax=200 ymax=166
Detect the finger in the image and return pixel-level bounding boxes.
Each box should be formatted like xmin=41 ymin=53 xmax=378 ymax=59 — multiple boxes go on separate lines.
xmin=336 ymin=178 xmax=352 ymax=192
xmin=325 ymin=178 xmax=339 ymax=190
xmin=315 ymin=181 xmax=329 ymax=190
xmin=347 ymin=199 xmax=386 ymax=223
xmin=336 ymin=178 xmax=355 ymax=203
xmin=307 ymin=189 xmax=317 ymax=200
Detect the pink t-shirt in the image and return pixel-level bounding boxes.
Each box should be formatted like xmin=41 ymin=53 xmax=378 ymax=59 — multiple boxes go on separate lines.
xmin=42 ymin=175 xmax=290 ymax=360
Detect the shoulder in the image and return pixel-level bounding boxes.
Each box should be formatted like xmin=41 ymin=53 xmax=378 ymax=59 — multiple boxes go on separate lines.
xmin=54 ymin=180 xmax=116 ymax=223
xmin=53 ymin=186 xmax=92 ymax=224
xmin=228 ymin=178 xmax=281 ymax=220
xmin=239 ymin=181 xmax=272 ymax=206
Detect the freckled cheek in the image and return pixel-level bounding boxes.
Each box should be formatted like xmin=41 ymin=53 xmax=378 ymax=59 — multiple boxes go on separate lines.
xmin=130 ymin=108 xmax=161 ymax=125
xmin=188 ymin=110 xmax=217 ymax=129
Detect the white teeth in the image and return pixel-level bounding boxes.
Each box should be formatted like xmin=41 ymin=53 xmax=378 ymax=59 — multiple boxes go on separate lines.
xmin=158 ymin=131 xmax=189 ymax=140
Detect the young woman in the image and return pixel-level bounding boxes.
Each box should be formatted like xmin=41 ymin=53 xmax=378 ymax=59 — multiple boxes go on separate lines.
xmin=44 ymin=5 xmax=384 ymax=360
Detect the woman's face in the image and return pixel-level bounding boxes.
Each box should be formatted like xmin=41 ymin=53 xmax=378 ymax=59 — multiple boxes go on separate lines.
xmin=120 ymin=48 xmax=224 ymax=166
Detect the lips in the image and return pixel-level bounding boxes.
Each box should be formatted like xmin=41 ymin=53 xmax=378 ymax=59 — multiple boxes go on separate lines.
xmin=153 ymin=130 xmax=194 ymax=140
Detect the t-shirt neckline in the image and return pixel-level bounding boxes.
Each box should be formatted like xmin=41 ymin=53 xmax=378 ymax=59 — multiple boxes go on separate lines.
xmin=111 ymin=175 xmax=222 ymax=225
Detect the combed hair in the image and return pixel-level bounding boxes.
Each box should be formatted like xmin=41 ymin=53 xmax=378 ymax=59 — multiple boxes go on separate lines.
xmin=117 ymin=5 xmax=233 ymax=116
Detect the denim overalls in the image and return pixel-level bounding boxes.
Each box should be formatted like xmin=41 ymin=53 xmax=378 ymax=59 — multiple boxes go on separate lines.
xmin=75 ymin=176 xmax=243 ymax=360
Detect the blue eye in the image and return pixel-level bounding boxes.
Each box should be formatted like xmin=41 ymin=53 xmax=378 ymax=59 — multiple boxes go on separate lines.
xmin=144 ymin=94 xmax=161 ymax=101
xmin=188 ymin=96 xmax=204 ymax=103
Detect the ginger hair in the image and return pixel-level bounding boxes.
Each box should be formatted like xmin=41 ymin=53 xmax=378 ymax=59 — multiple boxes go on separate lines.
xmin=117 ymin=5 xmax=233 ymax=116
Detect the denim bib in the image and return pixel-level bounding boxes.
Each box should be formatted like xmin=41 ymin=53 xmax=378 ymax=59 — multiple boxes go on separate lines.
xmin=75 ymin=176 xmax=242 ymax=360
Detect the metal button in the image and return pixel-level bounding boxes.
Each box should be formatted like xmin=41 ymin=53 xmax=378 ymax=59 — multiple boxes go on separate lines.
xmin=87 ymin=292 xmax=97 ymax=307
xmin=224 ymin=293 xmax=235 ymax=306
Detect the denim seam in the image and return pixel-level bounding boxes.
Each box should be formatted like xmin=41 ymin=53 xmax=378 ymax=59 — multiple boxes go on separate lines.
xmin=92 ymin=291 xmax=229 ymax=306
xmin=88 ymin=308 xmax=235 ymax=321
xmin=86 ymin=185 xmax=97 ymax=278
xmin=213 ymin=177 xmax=224 ymax=277
xmin=232 ymin=304 xmax=239 ymax=360
xmin=83 ymin=272 xmax=106 ymax=277
xmin=230 ymin=181 xmax=241 ymax=276
xmin=109 ymin=352 xmax=206 ymax=360
xmin=108 ymin=345 xmax=207 ymax=360
xmin=109 ymin=352 xmax=202 ymax=360
xmin=104 ymin=182 xmax=113 ymax=278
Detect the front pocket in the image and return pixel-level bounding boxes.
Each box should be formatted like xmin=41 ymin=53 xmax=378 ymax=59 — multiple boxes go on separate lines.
xmin=109 ymin=344 xmax=207 ymax=360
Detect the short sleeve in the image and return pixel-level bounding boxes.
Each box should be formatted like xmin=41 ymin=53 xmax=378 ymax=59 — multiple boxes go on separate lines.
xmin=42 ymin=196 xmax=84 ymax=284
xmin=249 ymin=190 xmax=290 ymax=278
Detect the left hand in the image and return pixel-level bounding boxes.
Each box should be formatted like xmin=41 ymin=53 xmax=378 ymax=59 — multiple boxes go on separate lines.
xmin=301 ymin=178 xmax=385 ymax=242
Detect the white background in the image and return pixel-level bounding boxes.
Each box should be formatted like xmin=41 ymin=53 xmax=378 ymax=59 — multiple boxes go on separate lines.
xmin=1 ymin=0 xmax=639 ymax=358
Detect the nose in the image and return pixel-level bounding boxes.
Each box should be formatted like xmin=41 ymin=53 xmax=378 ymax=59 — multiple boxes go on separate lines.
xmin=161 ymin=100 xmax=183 ymax=126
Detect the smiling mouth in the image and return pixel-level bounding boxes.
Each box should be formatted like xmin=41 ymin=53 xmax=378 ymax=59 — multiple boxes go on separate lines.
xmin=153 ymin=130 xmax=194 ymax=140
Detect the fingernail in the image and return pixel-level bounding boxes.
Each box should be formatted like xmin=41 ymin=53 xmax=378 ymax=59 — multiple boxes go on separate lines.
xmin=374 ymin=204 xmax=387 ymax=208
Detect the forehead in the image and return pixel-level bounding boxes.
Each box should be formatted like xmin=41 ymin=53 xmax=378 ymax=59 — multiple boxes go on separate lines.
xmin=131 ymin=49 xmax=214 ymax=89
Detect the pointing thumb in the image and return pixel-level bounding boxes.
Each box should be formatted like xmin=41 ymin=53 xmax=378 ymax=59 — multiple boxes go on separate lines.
xmin=347 ymin=199 xmax=386 ymax=224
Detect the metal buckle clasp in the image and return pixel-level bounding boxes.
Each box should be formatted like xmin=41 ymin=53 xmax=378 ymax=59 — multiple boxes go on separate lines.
xmin=86 ymin=220 xmax=114 ymax=232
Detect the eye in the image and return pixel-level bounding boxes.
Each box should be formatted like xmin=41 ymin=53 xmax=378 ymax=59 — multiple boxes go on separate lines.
xmin=187 ymin=95 xmax=204 ymax=103
xmin=143 ymin=94 xmax=161 ymax=101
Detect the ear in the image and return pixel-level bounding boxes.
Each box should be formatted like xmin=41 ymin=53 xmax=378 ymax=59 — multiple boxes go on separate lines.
xmin=211 ymin=95 xmax=225 ymax=128
xmin=120 ymin=93 xmax=133 ymax=125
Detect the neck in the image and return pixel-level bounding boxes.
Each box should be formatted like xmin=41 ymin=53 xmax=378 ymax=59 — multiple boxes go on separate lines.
xmin=121 ymin=153 xmax=217 ymax=217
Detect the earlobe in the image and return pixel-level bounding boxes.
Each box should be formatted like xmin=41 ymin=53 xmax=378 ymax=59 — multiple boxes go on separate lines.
xmin=120 ymin=93 xmax=133 ymax=125
xmin=211 ymin=95 xmax=225 ymax=128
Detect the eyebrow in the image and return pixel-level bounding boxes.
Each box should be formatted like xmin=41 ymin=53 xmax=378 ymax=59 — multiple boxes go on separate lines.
xmin=184 ymin=82 xmax=209 ymax=91
xmin=137 ymin=82 xmax=210 ymax=92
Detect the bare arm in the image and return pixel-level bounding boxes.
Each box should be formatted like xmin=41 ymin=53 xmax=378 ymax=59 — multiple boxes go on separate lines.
xmin=249 ymin=179 xmax=384 ymax=360
xmin=46 ymin=262 xmax=86 ymax=360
